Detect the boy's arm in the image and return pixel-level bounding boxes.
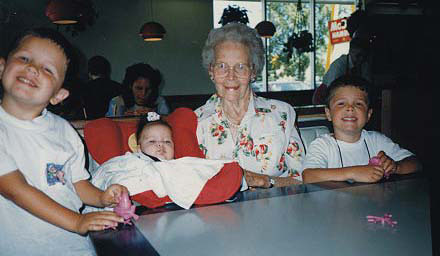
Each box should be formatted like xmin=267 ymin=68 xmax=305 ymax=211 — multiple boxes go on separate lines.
xmin=74 ymin=180 xmax=106 ymax=207
xmin=303 ymin=166 xmax=384 ymax=184
xmin=376 ymin=150 xmax=421 ymax=176
xmin=395 ymin=156 xmax=421 ymax=175
xmin=303 ymin=167 xmax=345 ymax=183
xmin=375 ymin=133 xmax=421 ymax=175
xmin=74 ymin=179 xmax=127 ymax=208
xmin=0 ymin=170 xmax=124 ymax=234
xmin=0 ymin=170 xmax=81 ymax=233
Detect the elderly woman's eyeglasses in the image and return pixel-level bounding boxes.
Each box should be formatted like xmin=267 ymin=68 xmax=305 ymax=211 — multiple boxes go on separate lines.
xmin=211 ymin=63 xmax=253 ymax=77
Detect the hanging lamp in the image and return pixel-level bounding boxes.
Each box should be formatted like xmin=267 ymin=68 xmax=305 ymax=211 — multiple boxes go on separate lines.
xmin=139 ymin=0 xmax=166 ymax=41
xmin=255 ymin=21 xmax=276 ymax=38
xmin=139 ymin=22 xmax=166 ymax=41
xmin=45 ymin=0 xmax=79 ymax=25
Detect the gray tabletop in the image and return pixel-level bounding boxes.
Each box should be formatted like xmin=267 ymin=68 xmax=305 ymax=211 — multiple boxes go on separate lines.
xmin=134 ymin=178 xmax=431 ymax=256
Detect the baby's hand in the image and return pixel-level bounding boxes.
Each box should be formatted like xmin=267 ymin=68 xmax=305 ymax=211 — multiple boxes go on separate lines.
xmin=349 ymin=165 xmax=384 ymax=183
xmin=100 ymin=184 xmax=129 ymax=208
xmin=376 ymin=151 xmax=397 ymax=177
xmin=75 ymin=211 xmax=124 ymax=235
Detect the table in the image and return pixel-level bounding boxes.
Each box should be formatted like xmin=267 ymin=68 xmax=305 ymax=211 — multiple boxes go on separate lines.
xmin=90 ymin=174 xmax=432 ymax=256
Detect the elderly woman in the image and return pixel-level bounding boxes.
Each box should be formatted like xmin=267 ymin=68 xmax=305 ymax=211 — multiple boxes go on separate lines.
xmin=106 ymin=63 xmax=170 ymax=117
xmin=196 ymin=23 xmax=304 ymax=188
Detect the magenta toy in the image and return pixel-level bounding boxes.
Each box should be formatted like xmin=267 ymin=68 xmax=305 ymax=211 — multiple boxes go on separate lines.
xmin=114 ymin=191 xmax=139 ymax=225
xmin=369 ymin=156 xmax=391 ymax=179
xmin=368 ymin=156 xmax=381 ymax=166
xmin=366 ymin=213 xmax=397 ymax=227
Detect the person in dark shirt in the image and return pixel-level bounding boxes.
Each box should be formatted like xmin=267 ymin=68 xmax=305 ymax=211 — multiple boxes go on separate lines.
xmin=106 ymin=63 xmax=170 ymax=116
xmin=82 ymin=55 xmax=121 ymax=119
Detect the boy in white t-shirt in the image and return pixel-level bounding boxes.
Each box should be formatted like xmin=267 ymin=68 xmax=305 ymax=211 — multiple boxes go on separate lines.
xmin=302 ymin=75 xmax=420 ymax=184
xmin=0 ymin=28 xmax=127 ymax=256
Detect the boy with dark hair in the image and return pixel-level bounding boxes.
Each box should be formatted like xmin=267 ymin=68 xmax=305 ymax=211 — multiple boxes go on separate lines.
xmin=303 ymin=74 xmax=420 ymax=183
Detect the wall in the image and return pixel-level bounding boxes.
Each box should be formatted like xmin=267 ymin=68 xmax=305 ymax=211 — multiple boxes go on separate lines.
xmin=0 ymin=0 xmax=215 ymax=96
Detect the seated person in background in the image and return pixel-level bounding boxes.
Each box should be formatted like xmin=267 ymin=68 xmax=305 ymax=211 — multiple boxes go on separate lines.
xmin=82 ymin=55 xmax=122 ymax=119
xmin=107 ymin=63 xmax=170 ymax=117
xmin=0 ymin=27 xmax=127 ymax=255
xmin=197 ymin=22 xmax=304 ymax=189
xmin=302 ymin=75 xmax=420 ymax=184
xmin=89 ymin=112 xmax=239 ymax=209
xmin=313 ymin=35 xmax=372 ymax=105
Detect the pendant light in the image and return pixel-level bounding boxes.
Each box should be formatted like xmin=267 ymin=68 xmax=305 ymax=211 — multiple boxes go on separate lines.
xmin=139 ymin=0 xmax=166 ymax=41
xmin=255 ymin=0 xmax=276 ymax=38
xmin=45 ymin=0 xmax=79 ymax=25
xmin=255 ymin=21 xmax=276 ymax=38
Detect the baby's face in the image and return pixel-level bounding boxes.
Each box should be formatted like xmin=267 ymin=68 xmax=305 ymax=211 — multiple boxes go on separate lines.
xmin=138 ymin=123 xmax=174 ymax=160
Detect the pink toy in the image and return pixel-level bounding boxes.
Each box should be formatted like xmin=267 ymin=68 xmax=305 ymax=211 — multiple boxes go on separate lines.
xmin=366 ymin=213 xmax=397 ymax=227
xmin=369 ymin=156 xmax=381 ymax=166
xmin=114 ymin=191 xmax=139 ymax=225
xmin=369 ymin=156 xmax=390 ymax=179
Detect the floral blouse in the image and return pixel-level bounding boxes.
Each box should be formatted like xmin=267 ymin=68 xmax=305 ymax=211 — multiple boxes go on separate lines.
xmin=195 ymin=93 xmax=304 ymax=180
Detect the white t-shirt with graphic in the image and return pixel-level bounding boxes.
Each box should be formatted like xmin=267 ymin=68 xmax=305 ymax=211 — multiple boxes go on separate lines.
xmin=0 ymin=106 xmax=94 ymax=256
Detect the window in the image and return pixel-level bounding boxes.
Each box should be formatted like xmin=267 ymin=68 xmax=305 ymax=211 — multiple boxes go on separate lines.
xmin=314 ymin=3 xmax=354 ymax=85
xmin=213 ymin=0 xmax=356 ymax=92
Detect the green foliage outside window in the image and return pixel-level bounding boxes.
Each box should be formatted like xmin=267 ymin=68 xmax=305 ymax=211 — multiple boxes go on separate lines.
xmin=214 ymin=1 xmax=355 ymax=91
xmin=267 ymin=2 xmax=330 ymax=82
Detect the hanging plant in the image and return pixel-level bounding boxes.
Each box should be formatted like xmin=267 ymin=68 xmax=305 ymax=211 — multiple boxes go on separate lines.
xmin=284 ymin=30 xmax=314 ymax=59
xmin=218 ymin=5 xmax=249 ymax=26
xmin=283 ymin=0 xmax=314 ymax=59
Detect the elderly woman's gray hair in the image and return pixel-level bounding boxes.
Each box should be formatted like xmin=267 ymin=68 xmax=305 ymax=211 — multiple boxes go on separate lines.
xmin=202 ymin=22 xmax=265 ymax=75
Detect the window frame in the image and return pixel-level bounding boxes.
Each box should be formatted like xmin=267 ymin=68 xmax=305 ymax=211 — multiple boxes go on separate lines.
xmin=213 ymin=0 xmax=358 ymax=92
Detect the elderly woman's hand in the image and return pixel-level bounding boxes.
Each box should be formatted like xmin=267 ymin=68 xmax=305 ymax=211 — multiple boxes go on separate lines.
xmin=243 ymin=170 xmax=270 ymax=188
xmin=271 ymin=176 xmax=302 ymax=187
xmin=243 ymin=170 xmax=301 ymax=188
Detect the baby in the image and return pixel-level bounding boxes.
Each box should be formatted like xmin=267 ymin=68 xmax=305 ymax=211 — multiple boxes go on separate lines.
xmin=89 ymin=112 xmax=235 ymax=210
xmin=135 ymin=112 xmax=174 ymax=161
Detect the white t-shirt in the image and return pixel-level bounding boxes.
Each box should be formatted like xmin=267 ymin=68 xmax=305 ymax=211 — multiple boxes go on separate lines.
xmin=0 ymin=106 xmax=94 ymax=256
xmin=303 ymin=130 xmax=414 ymax=169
